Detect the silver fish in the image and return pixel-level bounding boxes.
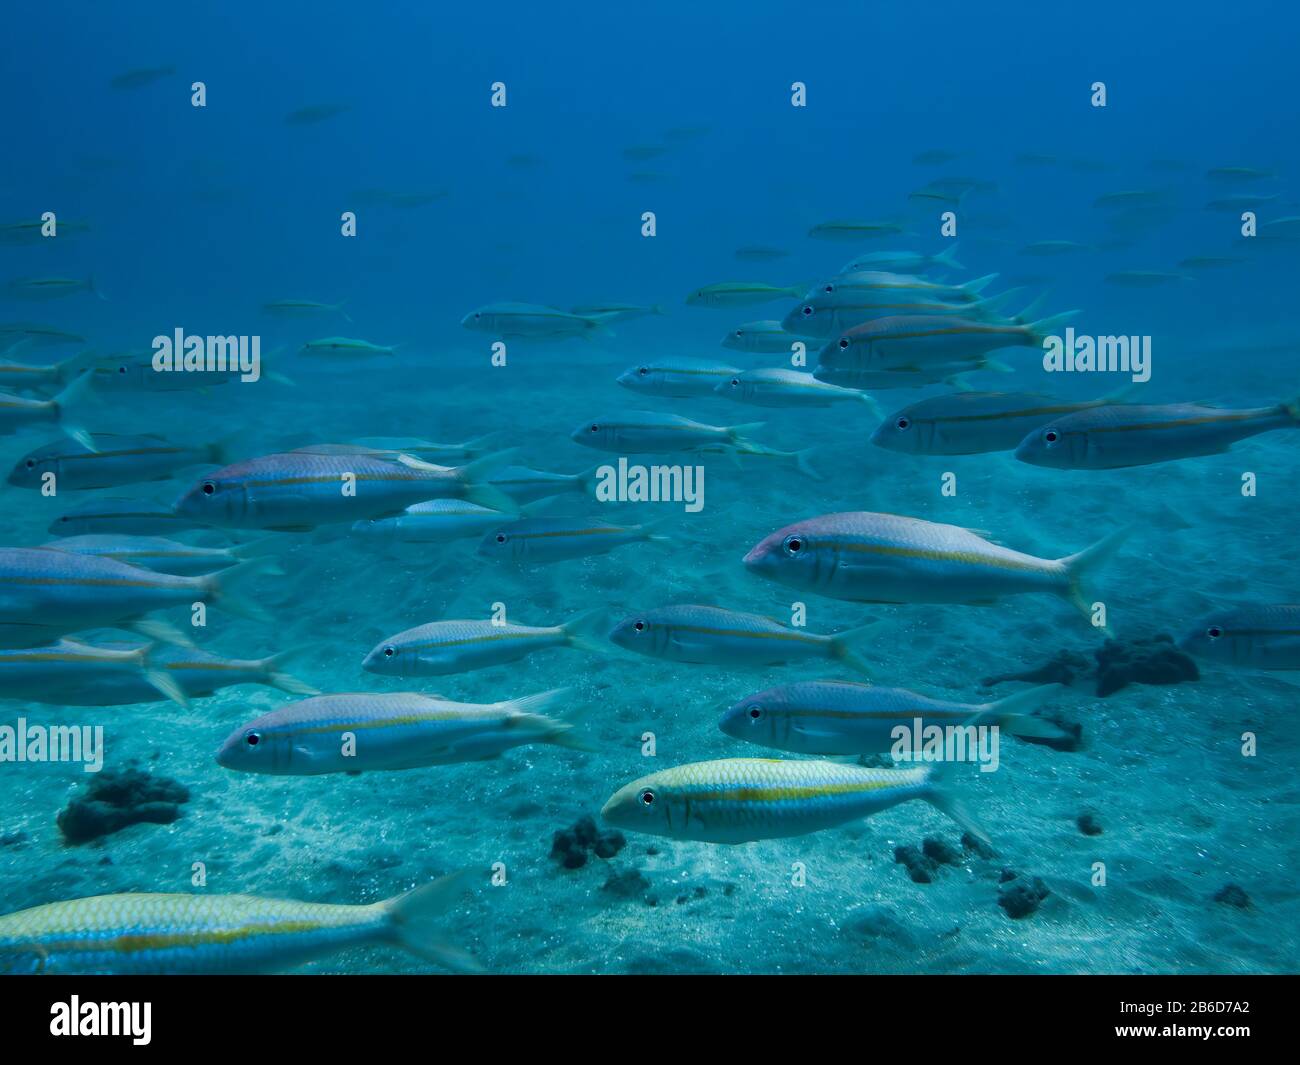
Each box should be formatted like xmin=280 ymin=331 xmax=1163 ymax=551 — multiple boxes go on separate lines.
xmin=1179 ymin=605 xmax=1300 ymax=672
xmin=479 ymin=515 xmax=665 ymax=563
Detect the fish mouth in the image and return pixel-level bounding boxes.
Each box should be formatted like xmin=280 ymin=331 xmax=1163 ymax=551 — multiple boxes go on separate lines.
xmin=742 ymin=544 xmax=767 ymax=566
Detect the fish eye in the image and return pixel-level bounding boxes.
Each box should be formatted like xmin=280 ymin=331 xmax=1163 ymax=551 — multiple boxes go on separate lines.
xmin=495 ymin=533 xmax=507 ymax=544
xmin=201 ymin=481 xmax=216 ymax=495
xmin=473 ymin=312 xmax=481 ymax=319
xmin=748 ymin=706 xmax=763 ymax=722
xmin=896 ymin=417 xmax=910 ymax=430
xmin=24 ymin=459 xmax=35 ymax=469
xmin=730 ymin=378 xmax=740 ymax=386
xmin=633 ymin=620 xmax=645 ymax=632
xmin=1042 ymin=429 xmax=1059 ymax=445
xmin=1206 ymin=626 xmax=1222 ymax=639
xmin=783 ymin=535 xmax=803 ymax=556
xmin=383 ymin=646 xmax=396 ymax=658
xmin=734 ymin=329 xmax=743 ymax=337
xmin=639 ymin=788 xmax=655 ymax=806
xmin=823 ymin=284 xmax=834 ymax=294
xmin=801 ymin=305 xmax=814 ymax=317
xmin=589 ymin=424 xmax=599 ymax=433
xmin=838 ymin=337 xmax=849 ymax=350
xmin=117 ymin=365 xmax=127 ymax=374
xmin=244 ymin=730 xmax=261 ymax=747
xmin=637 ymin=366 xmax=649 ymax=375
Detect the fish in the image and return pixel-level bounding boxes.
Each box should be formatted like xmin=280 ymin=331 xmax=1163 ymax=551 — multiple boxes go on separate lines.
xmin=607 ymin=604 xmax=874 ymax=674
xmin=86 ymin=349 xmax=255 ymax=393
xmin=1177 ymin=256 xmax=1245 ymax=270
xmin=0 ymin=640 xmax=187 ymax=706
xmin=216 ymin=688 xmax=589 ymax=774
xmin=570 ymin=302 xmax=665 ymax=321
xmin=1258 ymin=216 xmax=1300 ymax=242
xmin=93 ymin=641 xmax=317 ymax=699
xmin=0 ymin=373 xmax=94 ymax=449
xmin=0 ymin=349 xmax=95 ymax=393
xmin=734 ymin=246 xmax=790 ymax=262
xmin=871 ymin=389 xmax=1136 ymax=455
xmin=617 ymin=357 xmax=740 ymax=398
xmin=719 ymin=680 xmax=1067 ymax=754
xmin=1013 ymin=398 xmax=1300 ymax=469
xmin=285 ymin=103 xmax=350 ymax=124
xmin=823 ymin=269 xmax=994 ymax=304
xmin=622 ymin=144 xmax=667 ymax=161
xmin=350 ymin=499 xmax=514 ymax=545
xmin=109 ymin=65 xmax=175 ymax=90
xmin=0 ymin=547 xmax=270 ymax=648
xmin=1204 ymin=194 xmax=1279 ymax=212
xmin=349 ymin=433 xmax=504 ymax=463
xmin=1020 ymin=240 xmax=1091 ymax=256
xmin=8 ymin=432 xmax=228 ymax=491
xmin=460 ymin=302 xmax=615 ymax=338
xmin=912 ymin=149 xmax=960 ymax=165
xmin=600 ymin=757 xmax=988 ymax=845
xmin=1206 ymin=166 xmax=1277 ymax=182
xmin=807 ymin=220 xmax=910 ymax=242
xmin=817 ymin=312 xmax=1074 ymax=375
xmin=714 ymin=367 xmax=880 ymax=411
xmin=299 ymin=336 xmax=397 ymax=358
xmin=1104 ymin=271 xmax=1193 ymax=287
xmin=686 ymin=282 xmax=803 ymax=307
xmin=784 ymin=275 xmax=1015 ymax=338
xmin=836 ymin=246 xmax=964 ymax=274
xmin=487 ymin=465 xmax=595 ymax=505
xmin=262 ymin=299 xmax=352 ymax=322
xmin=743 ymin=511 xmax=1129 ymax=615
xmin=174 ymin=450 xmax=514 ymax=531
xmin=721 ymin=321 xmax=821 ymax=354
xmin=0 ymin=322 xmax=87 ymax=350
xmin=40 ymin=534 xmax=280 ymax=576
xmin=0 ymin=873 xmax=481 ymax=974
xmin=1179 ymin=605 xmax=1300 ymax=672
xmin=0 ymin=222 xmax=89 ymax=247
xmin=5 ymin=276 xmax=103 ymax=301
xmin=1093 ymin=190 xmax=1168 ymax=209
xmin=479 ymin=515 xmax=667 ymax=563
xmin=46 ymin=497 xmax=202 ymax=537
xmin=362 ymin=611 xmax=605 ymax=676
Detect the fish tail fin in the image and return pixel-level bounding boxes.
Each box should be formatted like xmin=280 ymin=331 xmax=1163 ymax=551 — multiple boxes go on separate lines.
xmin=55 ymin=348 xmax=100 ymax=384
xmin=144 ymin=668 xmax=190 ymax=707
xmin=922 ymin=761 xmax=995 ymax=852
xmin=255 ymin=645 xmax=319 ymax=695
xmin=452 ymin=449 xmax=522 ymax=513
xmin=203 ymin=557 xmax=279 ymax=622
xmin=1057 ymin=525 xmax=1133 ymax=621
xmin=89 ymin=275 xmax=108 ymax=302
xmin=51 ymin=372 xmax=96 ymax=451
xmin=383 ymin=870 xmax=485 ymax=973
xmin=793 ymin=446 xmax=823 ymax=481
xmin=1012 ymin=290 xmax=1050 ymax=324
xmin=560 ymin=608 xmax=608 ymax=655
xmin=975 ymin=683 xmax=1069 ymax=740
xmin=1028 ymin=309 xmax=1081 ymax=344
xmin=934 ymin=243 xmax=963 ymax=271
xmin=506 ymin=686 xmax=595 ymax=752
xmin=854 ymin=390 xmax=883 ymax=417
xmin=971 ymin=286 xmax=1024 ymax=318
xmin=962 ymin=273 xmax=999 ymax=295
xmin=828 ymin=619 xmax=883 ymax=677
xmin=1282 ymin=394 xmax=1300 ymax=423
xmin=576 ymin=463 xmax=603 ymax=494
xmin=126 ymin=617 xmax=194 ymax=648
xmin=337 ymin=298 xmax=353 ymax=324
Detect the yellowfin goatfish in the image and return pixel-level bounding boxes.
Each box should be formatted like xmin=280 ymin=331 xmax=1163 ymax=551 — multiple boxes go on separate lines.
xmin=93 ymin=641 xmax=317 ymax=700
xmin=351 ymin=499 xmax=514 ymax=545
xmin=174 ymin=450 xmax=514 ymax=531
xmin=109 ymin=65 xmax=175 ymax=90
xmin=0 ymin=640 xmax=187 ymax=706
xmin=0 ymin=373 xmax=94 ymax=449
xmin=460 ymin=302 xmax=616 ymax=338
xmin=0 ymin=547 xmax=271 ymax=648
xmin=836 ymin=245 xmax=963 ymax=273
xmin=721 ymin=320 xmax=820 ymax=354
xmin=0 ymin=349 xmax=95 ymax=393
xmin=5 ymin=276 xmax=103 ymax=302
xmin=0 ymin=222 xmax=89 ymax=246
xmin=487 ymin=465 xmax=596 ymax=505
xmin=262 ymin=299 xmax=351 ymax=322
xmin=1179 ymin=605 xmax=1300 ymax=673
xmin=871 ymin=389 xmax=1135 ymax=455
xmin=714 ymin=367 xmax=880 ymax=411
xmin=743 ymin=511 xmax=1129 ymax=616
xmin=608 ymin=604 xmax=874 ymax=675
xmin=785 ymin=278 xmax=1018 ymax=339
xmin=570 ymin=302 xmax=666 ymax=321
xmin=601 ymin=758 xmax=988 ymax=846
xmin=46 ymin=497 xmax=201 ymax=537
xmin=719 ymin=680 xmax=1067 ymax=754
xmin=299 ymin=336 xmax=397 ymax=357
xmin=8 ymin=432 xmax=229 ymax=490
xmin=686 ymin=282 xmax=803 ymax=307
xmin=0 ymin=873 xmax=481 ymax=973
xmin=618 ymin=357 xmax=739 ymax=398
xmin=363 ymin=612 xmax=605 ymax=676
xmin=1013 ymin=398 xmax=1300 ymax=469
xmin=808 ymin=220 xmax=910 ymax=242
xmin=40 ymin=534 xmax=280 ymax=576
xmin=216 ymin=688 xmax=589 ymax=774
xmin=818 ymin=311 xmax=1076 ymax=376
xmin=480 ymin=515 xmax=668 ymax=563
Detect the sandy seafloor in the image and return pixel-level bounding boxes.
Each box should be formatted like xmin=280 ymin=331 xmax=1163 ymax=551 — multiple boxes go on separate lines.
xmin=1 ymin=331 xmax=1297 ymax=976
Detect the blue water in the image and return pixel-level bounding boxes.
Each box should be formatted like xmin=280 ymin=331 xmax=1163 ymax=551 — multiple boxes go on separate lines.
xmin=1 ymin=1 xmax=1297 ymax=973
